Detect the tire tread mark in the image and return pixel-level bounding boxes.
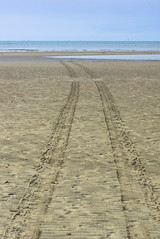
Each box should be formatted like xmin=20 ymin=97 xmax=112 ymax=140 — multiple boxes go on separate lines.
xmin=99 ymin=81 xmax=160 ymax=216
xmin=3 ymin=81 xmax=80 ymax=239
xmin=96 ymin=81 xmax=133 ymax=239
xmin=71 ymin=61 xmax=98 ymax=78
xmin=60 ymin=61 xmax=77 ymax=78
xmin=96 ymin=81 xmax=159 ymax=239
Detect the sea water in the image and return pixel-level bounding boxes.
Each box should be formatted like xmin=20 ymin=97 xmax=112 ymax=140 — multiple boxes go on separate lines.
xmin=0 ymin=41 xmax=160 ymax=52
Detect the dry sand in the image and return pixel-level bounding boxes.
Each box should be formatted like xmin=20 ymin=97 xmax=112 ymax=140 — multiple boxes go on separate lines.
xmin=0 ymin=54 xmax=160 ymax=238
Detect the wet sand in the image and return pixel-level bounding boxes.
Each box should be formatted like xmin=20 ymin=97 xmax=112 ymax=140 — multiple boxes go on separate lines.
xmin=0 ymin=55 xmax=160 ymax=238
xmin=1 ymin=51 xmax=160 ymax=56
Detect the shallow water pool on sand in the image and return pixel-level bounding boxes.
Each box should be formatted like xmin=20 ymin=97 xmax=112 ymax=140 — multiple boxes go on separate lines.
xmin=46 ymin=54 xmax=160 ymax=61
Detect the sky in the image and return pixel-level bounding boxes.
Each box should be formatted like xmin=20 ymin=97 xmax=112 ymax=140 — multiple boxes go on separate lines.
xmin=0 ymin=0 xmax=160 ymax=41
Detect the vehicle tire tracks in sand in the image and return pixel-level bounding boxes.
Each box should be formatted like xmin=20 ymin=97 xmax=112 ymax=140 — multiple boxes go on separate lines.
xmin=95 ymin=80 xmax=160 ymax=239
xmin=60 ymin=61 xmax=77 ymax=78
xmin=71 ymin=61 xmax=98 ymax=79
xmin=4 ymin=61 xmax=160 ymax=238
xmin=3 ymin=81 xmax=79 ymax=239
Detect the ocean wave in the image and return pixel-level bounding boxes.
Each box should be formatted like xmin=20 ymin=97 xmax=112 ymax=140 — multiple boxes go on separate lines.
xmin=0 ymin=41 xmax=160 ymax=52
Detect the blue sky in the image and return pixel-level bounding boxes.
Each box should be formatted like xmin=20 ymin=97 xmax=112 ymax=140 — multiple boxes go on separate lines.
xmin=0 ymin=0 xmax=160 ymax=41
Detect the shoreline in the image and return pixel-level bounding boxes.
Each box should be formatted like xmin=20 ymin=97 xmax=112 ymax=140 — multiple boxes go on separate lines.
xmin=1 ymin=51 xmax=160 ymax=57
xmin=0 ymin=51 xmax=160 ymax=62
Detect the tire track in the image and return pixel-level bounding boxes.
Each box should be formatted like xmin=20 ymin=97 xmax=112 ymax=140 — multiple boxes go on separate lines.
xmin=71 ymin=61 xmax=98 ymax=79
xmin=60 ymin=61 xmax=77 ymax=78
xmin=3 ymin=81 xmax=79 ymax=239
xmin=95 ymin=81 xmax=160 ymax=238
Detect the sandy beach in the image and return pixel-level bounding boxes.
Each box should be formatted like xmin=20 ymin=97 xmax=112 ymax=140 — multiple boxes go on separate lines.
xmin=0 ymin=54 xmax=160 ymax=238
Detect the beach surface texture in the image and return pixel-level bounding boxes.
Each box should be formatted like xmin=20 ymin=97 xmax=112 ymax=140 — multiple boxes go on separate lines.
xmin=0 ymin=53 xmax=160 ymax=238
